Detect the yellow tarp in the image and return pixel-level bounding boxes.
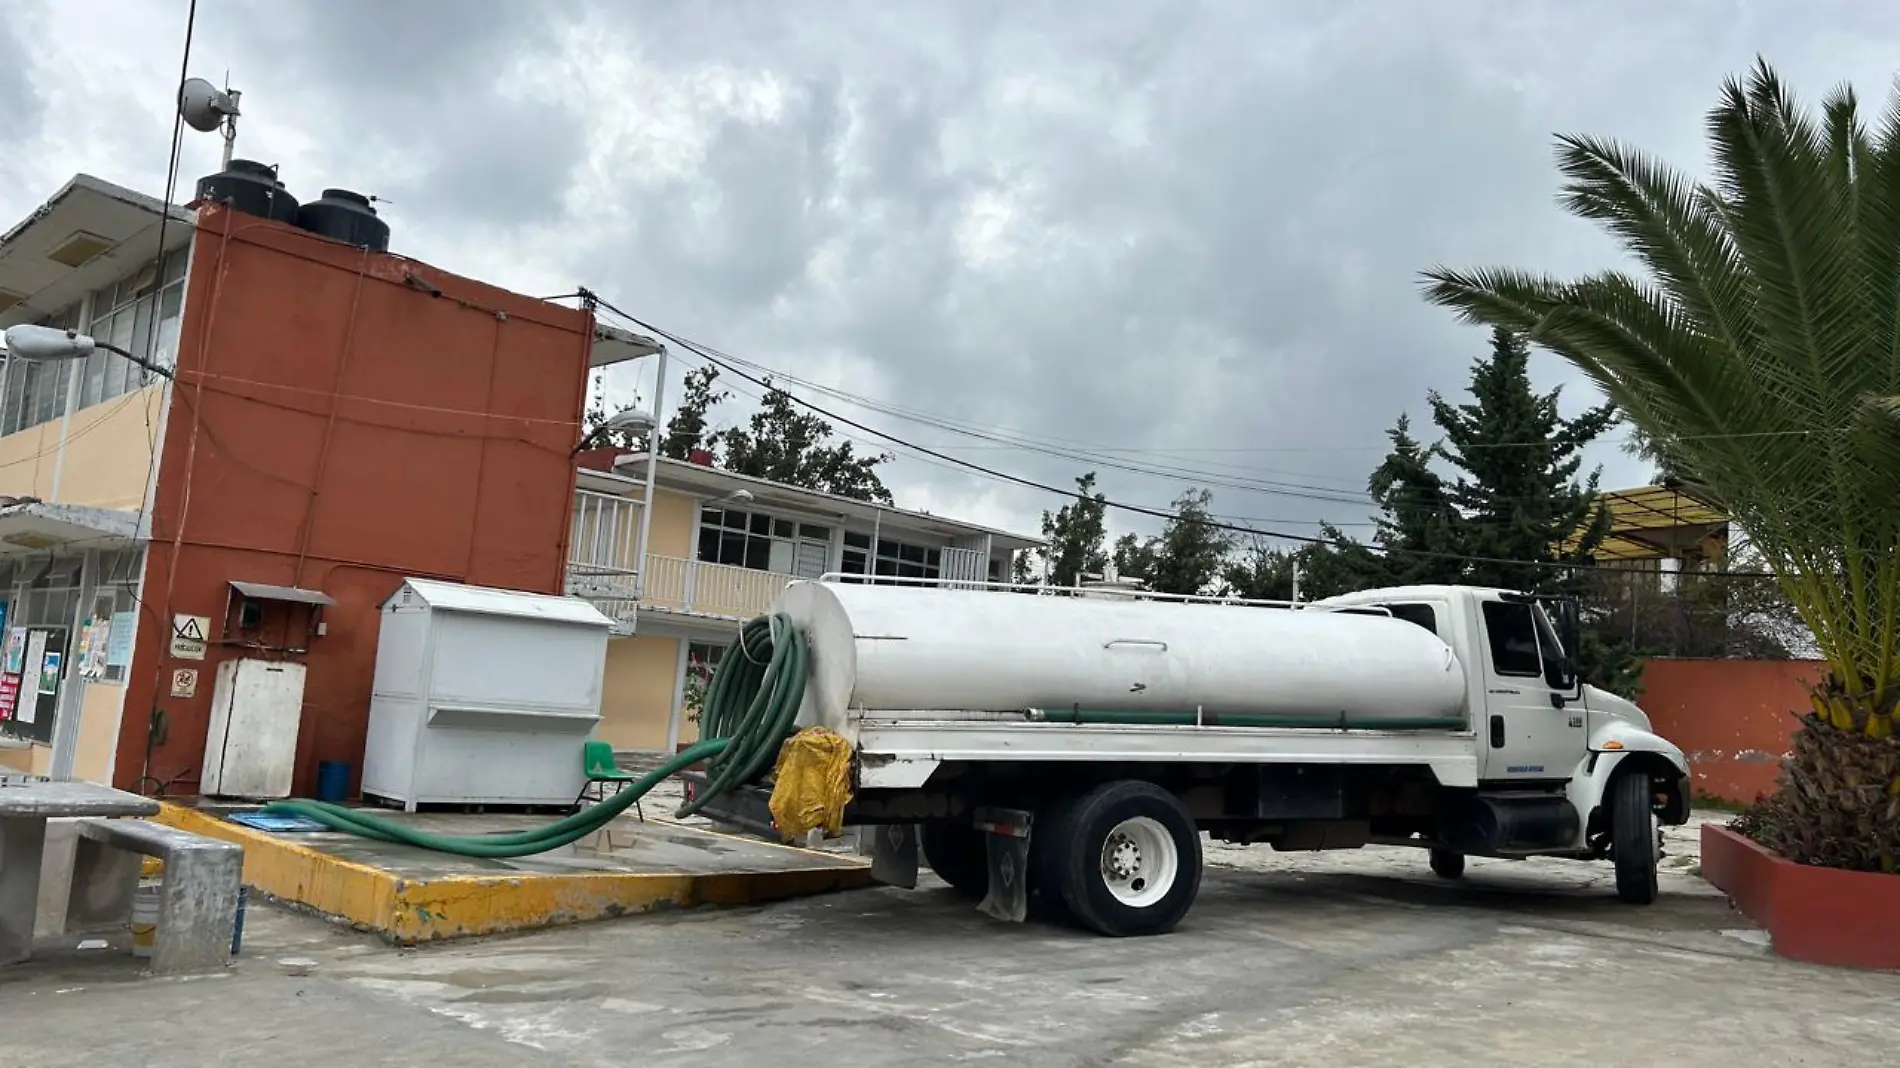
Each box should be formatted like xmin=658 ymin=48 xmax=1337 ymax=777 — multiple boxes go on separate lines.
xmin=768 ymin=726 xmax=855 ymax=842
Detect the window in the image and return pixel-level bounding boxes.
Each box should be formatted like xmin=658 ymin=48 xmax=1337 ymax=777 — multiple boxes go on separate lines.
xmin=841 ymin=532 xmax=942 ymax=581
xmin=1 ymin=305 xmax=78 ymax=437
xmin=1481 ymin=599 xmax=1543 ymax=678
xmin=1380 ymin=602 xmax=1440 ymax=635
xmin=696 ymin=507 xmax=831 ymax=577
xmin=0 ymin=250 xmax=186 ymax=438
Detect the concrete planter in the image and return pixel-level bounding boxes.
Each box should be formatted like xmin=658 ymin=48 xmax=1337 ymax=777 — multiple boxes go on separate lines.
xmin=1701 ymin=822 xmax=1900 ymax=970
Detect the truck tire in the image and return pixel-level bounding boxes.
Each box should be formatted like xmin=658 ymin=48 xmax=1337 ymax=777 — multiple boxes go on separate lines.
xmin=1029 ymin=795 xmax=1079 ymax=925
xmin=1429 ymin=847 xmax=1465 ymax=880
xmin=1611 ymin=769 xmax=1660 ymax=905
xmin=1048 ymin=780 xmax=1202 ymax=937
xmin=919 ymin=822 xmax=988 ymax=899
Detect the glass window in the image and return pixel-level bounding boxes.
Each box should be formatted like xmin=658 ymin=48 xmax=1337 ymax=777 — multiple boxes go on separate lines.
xmin=697 ymin=507 xmax=830 ymax=577
xmin=1380 ymin=602 xmax=1440 ymax=635
xmin=841 ymin=531 xmax=943 ymax=582
xmin=1481 ymin=600 xmax=1543 ymax=678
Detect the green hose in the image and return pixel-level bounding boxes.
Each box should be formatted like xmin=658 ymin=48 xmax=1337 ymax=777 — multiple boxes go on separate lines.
xmin=258 ymin=612 xmax=810 ymax=858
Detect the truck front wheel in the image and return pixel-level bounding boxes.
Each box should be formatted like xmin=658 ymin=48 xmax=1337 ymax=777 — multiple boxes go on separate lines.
xmin=1611 ymin=769 xmax=1660 ymax=905
xmin=1045 ymin=780 xmax=1202 ymax=937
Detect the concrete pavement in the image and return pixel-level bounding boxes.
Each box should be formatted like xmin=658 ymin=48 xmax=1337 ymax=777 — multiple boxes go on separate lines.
xmin=2 ymin=812 xmax=1895 ymax=1067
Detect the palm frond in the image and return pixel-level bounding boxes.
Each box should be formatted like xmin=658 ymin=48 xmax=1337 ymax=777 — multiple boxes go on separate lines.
xmin=1420 ymin=60 xmax=1900 ymax=716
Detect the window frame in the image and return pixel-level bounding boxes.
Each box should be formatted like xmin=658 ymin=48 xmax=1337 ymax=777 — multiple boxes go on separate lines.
xmin=1480 ymin=599 xmax=1545 ymax=680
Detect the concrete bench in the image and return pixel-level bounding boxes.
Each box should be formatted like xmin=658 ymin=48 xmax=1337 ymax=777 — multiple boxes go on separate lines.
xmin=67 ymin=818 xmax=243 ymax=976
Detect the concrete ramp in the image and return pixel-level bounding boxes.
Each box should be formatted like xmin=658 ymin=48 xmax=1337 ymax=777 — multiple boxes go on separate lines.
xmin=155 ymin=803 xmax=873 ymax=944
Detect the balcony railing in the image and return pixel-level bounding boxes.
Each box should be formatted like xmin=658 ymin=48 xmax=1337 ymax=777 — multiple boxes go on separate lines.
xmin=641 ymin=554 xmax=792 ymax=620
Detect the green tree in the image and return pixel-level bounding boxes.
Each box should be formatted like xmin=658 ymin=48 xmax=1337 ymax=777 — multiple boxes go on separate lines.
xmin=1035 ymin=472 xmax=1110 ymax=587
xmin=1224 ymin=536 xmax=1364 ymax=602
xmin=1120 ymin=488 xmax=1235 ymax=595
xmin=714 ymin=378 xmax=893 ymax=503
xmin=1358 ymin=413 xmax=1466 ymax=587
xmin=660 ymin=365 xmax=730 ymax=460
xmin=1110 ymin=532 xmax=1156 ymax=583
xmin=1422 ymin=59 xmax=1900 ymax=872
xmin=1430 ymin=326 xmax=1619 ymax=595
xmin=576 ymin=375 xmax=646 ymax=452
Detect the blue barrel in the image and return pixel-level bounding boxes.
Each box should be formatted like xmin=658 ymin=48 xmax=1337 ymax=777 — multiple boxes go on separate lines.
xmin=315 ymin=761 xmax=351 ymax=803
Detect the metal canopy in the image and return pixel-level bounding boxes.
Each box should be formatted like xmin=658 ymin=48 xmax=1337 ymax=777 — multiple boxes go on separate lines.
xmin=1568 ymin=485 xmax=1729 ymax=562
xmin=229 ymin=580 xmax=336 ymax=606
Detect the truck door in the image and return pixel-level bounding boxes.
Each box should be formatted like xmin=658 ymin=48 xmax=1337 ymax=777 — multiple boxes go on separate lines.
xmin=1476 ymin=597 xmax=1585 ymax=783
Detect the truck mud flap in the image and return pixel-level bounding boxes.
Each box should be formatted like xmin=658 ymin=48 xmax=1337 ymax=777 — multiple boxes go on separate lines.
xmin=974 ymin=807 xmax=1033 ymax=924
xmin=862 ymin=824 xmax=919 ymax=889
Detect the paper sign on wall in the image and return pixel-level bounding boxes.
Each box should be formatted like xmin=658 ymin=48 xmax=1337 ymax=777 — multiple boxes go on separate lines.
xmin=37 ymin=651 xmax=61 ymax=695
xmin=18 ymin=631 xmax=45 ymax=724
xmin=4 ymin=627 xmax=25 ymax=675
xmin=77 ymin=617 xmax=110 ymax=681
xmin=0 ymin=675 xmax=17 ymax=721
xmin=106 ymin=611 xmax=136 ymax=668
xmin=169 ymin=668 xmax=198 ymax=699
xmin=170 ymin=614 xmax=209 ymax=660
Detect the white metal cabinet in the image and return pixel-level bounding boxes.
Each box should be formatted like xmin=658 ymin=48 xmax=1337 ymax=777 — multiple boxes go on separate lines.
xmin=362 ymin=578 xmax=611 ymax=810
xmin=200 ymin=658 xmax=307 ymax=799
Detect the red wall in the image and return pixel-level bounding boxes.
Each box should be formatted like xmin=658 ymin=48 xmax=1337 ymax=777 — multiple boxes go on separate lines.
xmin=1638 ymin=658 xmax=1826 ymax=804
xmin=113 ymin=205 xmax=595 ymax=797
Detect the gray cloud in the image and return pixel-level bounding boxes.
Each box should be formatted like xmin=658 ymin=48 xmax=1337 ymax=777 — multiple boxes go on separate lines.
xmin=6 ymin=0 xmax=1899 ymax=540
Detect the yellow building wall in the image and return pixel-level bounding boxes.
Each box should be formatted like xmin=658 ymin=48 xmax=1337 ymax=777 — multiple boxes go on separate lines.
xmin=70 ymin=681 xmax=125 ymax=783
xmin=0 ymin=385 xmax=162 ymax=509
xmin=646 ymin=488 xmax=698 ymax=559
xmin=598 ymin=633 xmax=681 ymax=751
xmin=0 ymin=741 xmax=52 ymax=774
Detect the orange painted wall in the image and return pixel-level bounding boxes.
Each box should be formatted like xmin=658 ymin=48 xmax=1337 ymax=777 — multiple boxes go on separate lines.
xmin=1638 ymin=657 xmax=1827 ymax=804
xmin=112 ymin=205 xmax=595 ymax=798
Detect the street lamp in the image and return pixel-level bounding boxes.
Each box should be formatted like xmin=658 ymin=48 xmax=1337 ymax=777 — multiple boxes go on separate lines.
xmin=601 ymin=405 xmax=656 ymax=435
xmin=1 ymin=324 xmax=174 ymax=380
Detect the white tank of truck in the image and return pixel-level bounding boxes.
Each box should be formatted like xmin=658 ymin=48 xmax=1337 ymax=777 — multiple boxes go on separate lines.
xmin=773 ymin=579 xmax=1469 ymax=730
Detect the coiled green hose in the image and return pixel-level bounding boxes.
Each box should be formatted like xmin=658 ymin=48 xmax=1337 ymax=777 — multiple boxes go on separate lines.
xmin=258 ymin=612 xmax=810 ymax=858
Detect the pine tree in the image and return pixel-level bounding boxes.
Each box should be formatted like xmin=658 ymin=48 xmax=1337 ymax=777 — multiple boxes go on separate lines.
xmin=1427 ymin=326 xmax=1617 ymax=595
xmin=1360 ymin=414 xmax=1465 ymax=586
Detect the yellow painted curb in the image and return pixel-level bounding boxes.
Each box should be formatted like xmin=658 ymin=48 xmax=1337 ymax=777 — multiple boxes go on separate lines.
xmin=152 ymin=803 xmax=874 ymax=943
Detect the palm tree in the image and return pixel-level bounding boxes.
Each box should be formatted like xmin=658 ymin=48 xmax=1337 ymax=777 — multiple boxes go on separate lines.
xmin=1420 ymin=58 xmax=1900 ymax=874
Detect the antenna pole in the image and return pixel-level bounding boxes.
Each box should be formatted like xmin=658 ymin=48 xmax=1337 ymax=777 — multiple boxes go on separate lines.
xmin=220 ymin=84 xmax=241 ymax=168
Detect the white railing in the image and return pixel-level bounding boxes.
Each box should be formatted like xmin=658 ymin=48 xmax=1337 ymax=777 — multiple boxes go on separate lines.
xmin=640 ymin=554 xmax=791 ymax=620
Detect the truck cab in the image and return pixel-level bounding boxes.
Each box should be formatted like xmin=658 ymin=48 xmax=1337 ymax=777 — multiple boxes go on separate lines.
xmin=1312 ymin=585 xmax=1692 ymax=893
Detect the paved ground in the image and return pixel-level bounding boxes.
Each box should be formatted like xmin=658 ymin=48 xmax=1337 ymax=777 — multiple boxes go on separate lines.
xmin=3 ymin=811 xmax=1895 ymax=1067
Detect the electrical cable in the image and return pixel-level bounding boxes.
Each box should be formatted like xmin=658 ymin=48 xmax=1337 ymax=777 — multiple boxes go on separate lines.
xmin=589 ymin=298 xmax=1779 ymax=578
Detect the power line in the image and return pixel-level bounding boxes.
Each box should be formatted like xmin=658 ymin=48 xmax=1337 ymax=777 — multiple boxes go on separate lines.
xmin=650 ymin=329 xmax=1801 ymax=516
xmin=587 ymin=297 xmax=1777 ymax=579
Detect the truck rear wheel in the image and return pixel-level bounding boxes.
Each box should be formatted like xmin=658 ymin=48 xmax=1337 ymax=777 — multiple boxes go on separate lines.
xmin=1046 ymin=780 xmax=1201 ymax=937
xmin=1611 ymin=769 xmax=1660 ymax=905
xmin=919 ymin=822 xmax=988 ymax=899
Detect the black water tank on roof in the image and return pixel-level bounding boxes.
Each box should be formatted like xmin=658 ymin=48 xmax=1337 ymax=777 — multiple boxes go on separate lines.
xmin=297 ymin=189 xmax=390 ymax=253
xmin=195 ymin=159 xmax=300 ymax=223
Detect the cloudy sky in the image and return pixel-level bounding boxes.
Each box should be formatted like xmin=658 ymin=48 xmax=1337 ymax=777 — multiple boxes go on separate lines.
xmin=2 ymin=0 xmax=1895 ymax=544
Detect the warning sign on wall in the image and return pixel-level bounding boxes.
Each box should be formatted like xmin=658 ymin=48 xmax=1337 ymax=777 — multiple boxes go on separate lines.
xmin=170 ymin=668 xmax=198 ymax=699
xmin=170 ymin=614 xmax=209 ymax=660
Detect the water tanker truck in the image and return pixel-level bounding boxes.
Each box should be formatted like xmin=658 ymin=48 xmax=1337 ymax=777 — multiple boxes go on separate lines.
xmin=682 ymin=577 xmax=1693 ymax=938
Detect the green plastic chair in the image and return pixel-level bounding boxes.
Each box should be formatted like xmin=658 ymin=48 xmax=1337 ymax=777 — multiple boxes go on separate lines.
xmin=576 ymin=739 xmax=645 ymax=820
